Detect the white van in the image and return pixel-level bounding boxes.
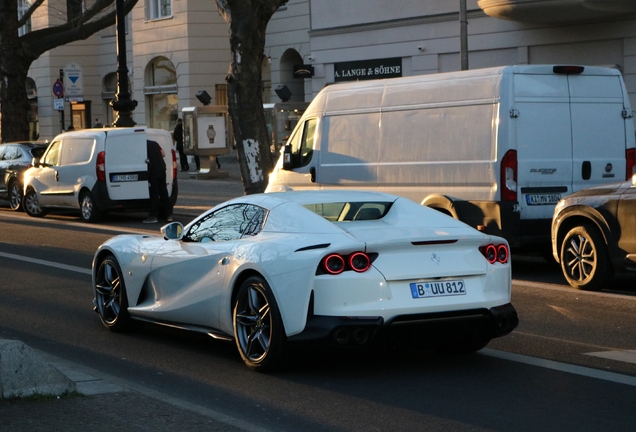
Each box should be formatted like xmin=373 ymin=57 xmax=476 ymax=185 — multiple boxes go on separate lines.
xmin=23 ymin=127 xmax=178 ymax=222
xmin=266 ymin=65 xmax=636 ymax=249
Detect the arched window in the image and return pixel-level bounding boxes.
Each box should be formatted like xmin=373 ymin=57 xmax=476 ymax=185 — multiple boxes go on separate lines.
xmin=144 ymin=57 xmax=178 ymax=130
xmin=101 ymin=72 xmax=117 ymax=126
xmin=279 ymin=49 xmax=304 ymax=102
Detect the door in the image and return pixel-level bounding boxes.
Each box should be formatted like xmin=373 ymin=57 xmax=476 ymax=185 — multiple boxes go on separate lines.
xmin=617 ymin=179 xmax=636 ymax=265
xmin=569 ymin=74 xmax=628 ymax=191
xmin=35 ymin=141 xmax=64 ymax=206
xmin=146 ymin=203 xmax=267 ymax=329
xmin=514 ymin=74 xmax=573 ymax=221
xmin=55 ymin=137 xmax=96 ymax=207
xmin=104 ymin=129 xmax=150 ymax=200
xmin=275 ymin=117 xmax=319 ymax=190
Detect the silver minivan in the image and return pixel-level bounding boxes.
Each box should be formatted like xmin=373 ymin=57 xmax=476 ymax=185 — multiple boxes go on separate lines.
xmin=23 ymin=127 xmax=178 ymax=222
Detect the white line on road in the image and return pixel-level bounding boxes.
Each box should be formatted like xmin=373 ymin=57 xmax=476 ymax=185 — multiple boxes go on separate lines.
xmin=0 ymin=251 xmax=92 ymax=275
xmin=481 ymin=348 xmax=636 ymax=387
xmin=585 ymin=350 xmax=636 ymax=365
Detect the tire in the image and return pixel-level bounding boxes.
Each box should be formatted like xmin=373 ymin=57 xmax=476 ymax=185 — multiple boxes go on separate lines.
xmin=79 ymin=191 xmax=101 ymax=222
xmin=233 ymin=276 xmax=287 ymax=372
xmin=93 ymin=254 xmax=133 ymax=332
xmin=23 ymin=188 xmax=48 ymax=217
xmin=560 ymin=224 xmax=613 ymax=291
xmin=8 ymin=180 xmax=23 ymax=211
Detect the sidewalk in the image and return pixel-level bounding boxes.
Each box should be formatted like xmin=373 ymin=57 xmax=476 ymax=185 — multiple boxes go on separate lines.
xmin=0 ymin=153 xmax=270 ymax=431
xmin=0 ymin=348 xmax=266 ymax=432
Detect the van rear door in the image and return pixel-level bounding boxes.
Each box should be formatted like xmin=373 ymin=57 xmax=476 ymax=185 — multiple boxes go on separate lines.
xmin=104 ymin=129 xmax=150 ymax=200
xmin=514 ymin=73 xmax=573 ymax=221
xmin=569 ymin=73 xmax=628 ymax=190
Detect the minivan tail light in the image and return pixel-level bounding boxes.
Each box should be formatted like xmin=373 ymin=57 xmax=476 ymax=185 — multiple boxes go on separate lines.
xmin=171 ymin=149 xmax=178 ymax=180
xmin=627 ymin=148 xmax=635 ymax=179
xmin=500 ymin=149 xmax=517 ymax=202
xmin=96 ymin=151 xmax=106 ymax=182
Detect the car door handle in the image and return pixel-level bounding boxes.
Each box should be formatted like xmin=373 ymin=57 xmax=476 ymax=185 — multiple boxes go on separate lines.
xmin=55 ymin=171 xmax=59 ymax=182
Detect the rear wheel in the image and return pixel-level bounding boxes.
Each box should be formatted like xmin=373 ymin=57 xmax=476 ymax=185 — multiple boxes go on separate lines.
xmin=233 ymin=276 xmax=287 ymax=372
xmin=93 ymin=254 xmax=133 ymax=332
xmin=23 ymin=188 xmax=48 ymax=217
xmin=560 ymin=224 xmax=613 ymax=291
xmin=8 ymin=180 xmax=23 ymax=211
xmin=79 ymin=191 xmax=101 ymax=222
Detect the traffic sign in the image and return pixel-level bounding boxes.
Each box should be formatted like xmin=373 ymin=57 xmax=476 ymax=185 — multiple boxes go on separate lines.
xmin=53 ymin=79 xmax=64 ymax=98
xmin=54 ymin=98 xmax=64 ymax=111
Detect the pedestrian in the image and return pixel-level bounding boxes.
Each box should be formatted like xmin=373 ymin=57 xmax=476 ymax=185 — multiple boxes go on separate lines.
xmin=173 ymin=118 xmax=189 ymax=172
xmin=144 ymin=140 xmax=173 ymax=224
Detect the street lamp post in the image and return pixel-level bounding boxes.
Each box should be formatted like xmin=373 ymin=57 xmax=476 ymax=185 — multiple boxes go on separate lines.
xmin=111 ymin=0 xmax=137 ymax=127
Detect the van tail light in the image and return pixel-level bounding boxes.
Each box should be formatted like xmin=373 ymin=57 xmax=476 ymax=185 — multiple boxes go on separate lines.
xmin=171 ymin=149 xmax=178 ymax=180
xmin=553 ymin=65 xmax=584 ymax=74
xmin=627 ymin=148 xmax=635 ymax=179
xmin=500 ymin=149 xmax=517 ymax=202
xmin=320 ymin=251 xmax=373 ymax=275
xmin=96 ymin=151 xmax=106 ymax=182
xmin=479 ymin=243 xmax=509 ymax=264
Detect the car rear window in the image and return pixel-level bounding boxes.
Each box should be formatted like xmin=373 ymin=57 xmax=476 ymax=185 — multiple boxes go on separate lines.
xmin=303 ymin=201 xmax=391 ymax=221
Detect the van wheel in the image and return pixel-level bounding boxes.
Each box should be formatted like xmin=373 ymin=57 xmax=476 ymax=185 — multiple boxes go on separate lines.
xmin=23 ymin=188 xmax=48 ymax=217
xmin=8 ymin=180 xmax=23 ymax=211
xmin=560 ymin=224 xmax=613 ymax=291
xmin=80 ymin=191 xmax=101 ymax=223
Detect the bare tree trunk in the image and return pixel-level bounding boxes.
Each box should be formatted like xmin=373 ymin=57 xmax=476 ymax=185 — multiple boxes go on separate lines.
xmin=219 ymin=0 xmax=288 ymax=195
xmin=0 ymin=0 xmax=31 ymax=142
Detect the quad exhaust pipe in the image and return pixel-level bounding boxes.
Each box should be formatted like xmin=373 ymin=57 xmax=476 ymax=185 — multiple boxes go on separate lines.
xmin=332 ymin=328 xmax=371 ymax=346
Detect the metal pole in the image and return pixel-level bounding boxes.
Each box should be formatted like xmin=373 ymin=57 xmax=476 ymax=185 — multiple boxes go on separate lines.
xmin=460 ymin=0 xmax=469 ymax=71
xmin=59 ymin=69 xmax=65 ymax=132
xmin=111 ymin=0 xmax=137 ymax=127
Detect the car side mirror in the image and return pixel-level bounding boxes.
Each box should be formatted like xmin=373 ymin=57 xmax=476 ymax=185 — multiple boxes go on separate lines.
xmin=161 ymin=222 xmax=184 ymax=240
xmin=282 ymin=144 xmax=293 ymax=170
xmin=31 ymin=157 xmax=41 ymax=167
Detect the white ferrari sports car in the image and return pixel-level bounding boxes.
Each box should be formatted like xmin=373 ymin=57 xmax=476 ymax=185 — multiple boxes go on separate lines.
xmin=92 ymin=190 xmax=517 ymax=371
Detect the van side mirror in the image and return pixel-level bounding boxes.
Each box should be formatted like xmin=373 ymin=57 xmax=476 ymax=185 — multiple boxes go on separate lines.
xmin=31 ymin=157 xmax=41 ymax=167
xmin=282 ymin=144 xmax=293 ymax=170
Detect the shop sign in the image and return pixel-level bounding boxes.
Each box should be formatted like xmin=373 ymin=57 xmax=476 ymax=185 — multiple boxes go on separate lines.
xmin=334 ymin=57 xmax=402 ymax=82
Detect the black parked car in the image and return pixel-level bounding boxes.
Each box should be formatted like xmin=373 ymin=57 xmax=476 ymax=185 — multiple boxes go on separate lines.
xmin=551 ymin=175 xmax=636 ymax=290
xmin=0 ymin=142 xmax=49 ymax=211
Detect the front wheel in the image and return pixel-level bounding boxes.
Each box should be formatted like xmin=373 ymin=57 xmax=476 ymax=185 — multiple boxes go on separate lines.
xmin=23 ymin=188 xmax=48 ymax=217
xmin=233 ymin=276 xmax=287 ymax=372
xmin=560 ymin=224 xmax=613 ymax=291
xmin=93 ymin=254 xmax=133 ymax=332
xmin=80 ymin=191 xmax=101 ymax=222
xmin=8 ymin=180 xmax=23 ymax=211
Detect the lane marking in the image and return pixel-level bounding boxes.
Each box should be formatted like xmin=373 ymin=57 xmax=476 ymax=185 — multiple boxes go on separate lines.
xmin=481 ymin=348 xmax=636 ymax=387
xmin=585 ymin=350 xmax=636 ymax=365
xmin=0 ymin=251 xmax=92 ymax=275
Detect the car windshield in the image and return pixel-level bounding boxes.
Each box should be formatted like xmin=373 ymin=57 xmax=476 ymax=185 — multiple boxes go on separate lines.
xmin=302 ymin=201 xmax=392 ymax=222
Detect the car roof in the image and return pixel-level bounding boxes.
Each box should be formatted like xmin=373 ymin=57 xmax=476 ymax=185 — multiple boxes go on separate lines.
xmin=1 ymin=141 xmax=48 ymax=149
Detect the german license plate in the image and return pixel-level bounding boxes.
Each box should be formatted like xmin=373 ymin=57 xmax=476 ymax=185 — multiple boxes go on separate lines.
xmin=111 ymin=174 xmax=139 ymax=182
xmin=410 ymin=280 xmax=466 ymax=298
xmin=525 ymin=193 xmax=561 ymax=206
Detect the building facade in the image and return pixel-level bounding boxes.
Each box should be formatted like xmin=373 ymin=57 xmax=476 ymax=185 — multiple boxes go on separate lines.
xmin=267 ymin=0 xmax=636 ymax=130
xmin=22 ymin=0 xmax=231 ymax=141
xmin=11 ymin=0 xmax=636 ymax=141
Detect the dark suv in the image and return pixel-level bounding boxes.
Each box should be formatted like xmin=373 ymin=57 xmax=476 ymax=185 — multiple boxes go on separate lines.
xmin=551 ymin=175 xmax=636 ymax=290
xmin=0 ymin=142 xmax=49 ymax=211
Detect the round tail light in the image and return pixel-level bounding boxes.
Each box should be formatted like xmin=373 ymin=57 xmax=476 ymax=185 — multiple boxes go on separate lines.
xmin=497 ymin=244 xmax=509 ymax=263
xmin=348 ymin=252 xmax=371 ymax=272
xmin=322 ymin=254 xmax=345 ymax=274
xmin=485 ymin=244 xmax=497 ymax=264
